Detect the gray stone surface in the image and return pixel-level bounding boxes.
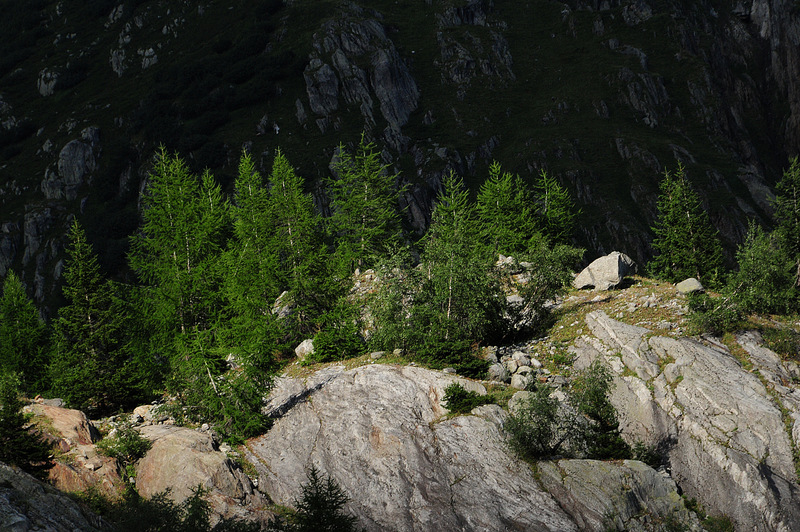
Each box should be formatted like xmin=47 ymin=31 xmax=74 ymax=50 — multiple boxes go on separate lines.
xmin=573 ymin=252 xmax=637 ymax=290
xmin=247 ymin=365 xmax=576 ymax=532
xmin=574 ymin=310 xmax=800 ymax=532
xmin=675 ymin=277 xmax=704 ymax=294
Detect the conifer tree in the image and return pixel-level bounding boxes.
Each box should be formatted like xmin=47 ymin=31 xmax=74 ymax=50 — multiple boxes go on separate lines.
xmin=50 ymin=220 xmax=135 ymax=413
xmin=533 ymin=169 xmax=579 ymax=244
xmin=0 ymin=271 xmax=49 ymax=391
xmin=327 ymin=135 xmax=405 ymax=275
xmin=128 ymin=148 xmax=229 ymax=337
xmin=224 ymin=151 xmax=283 ymax=367
xmin=409 ymin=173 xmax=501 ymax=356
xmin=266 ymin=149 xmax=333 ymax=337
xmin=0 ymin=371 xmax=52 ymax=480
xmin=649 ymin=164 xmax=724 ymax=283
xmin=774 ymin=157 xmax=800 ymax=285
xmin=476 ymin=162 xmax=538 ymax=256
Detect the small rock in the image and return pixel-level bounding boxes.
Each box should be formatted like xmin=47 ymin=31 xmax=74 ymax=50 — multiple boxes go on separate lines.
xmin=295 ymin=339 xmax=314 ymax=360
xmin=511 ymin=373 xmax=532 ymax=390
xmin=487 ymin=363 xmax=510 ymax=383
xmin=505 ymin=360 xmax=519 ymax=374
xmin=370 ymin=351 xmax=386 ymax=360
xmin=442 ymin=367 xmax=457 ymax=374
xmin=676 ymin=277 xmax=704 ymax=294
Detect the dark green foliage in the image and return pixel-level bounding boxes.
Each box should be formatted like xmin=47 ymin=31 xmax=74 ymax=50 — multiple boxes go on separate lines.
xmin=310 ymin=302 xmax=364 ymax=364
xmin=50 ymin=220 xmax=142 ymax=415
xmin=727 ymin=223 xmax=798 ymax=314
xmin=761 ymin=327 xmax=800 ymax=361
xmin=533 ymin=169 xmax=580 ymax=245
xmin=327 ymin=135 xmax=406 ymax=275
xmin=96 ymin=426 xmax=152 ymax=467
xmin=0 ymin=271 xmax=49 ymax=392
xmin=0 ymin=372 xmax=52 ymax=480
xmin=570 ymin=361 xmax=630 ymax=460
xmin=97 ymin=485 xmax=263 ymax=532
xmin=442 ymin=382 xmax=493 ymax=414
xmin=506 ymin=362 xmax=630 ymax=461
xmin=506 ymin=385 xmax=575 ymax=460
xmin=476 ymin=162 xmax=539 ymax=256
xmin=687 ymin=293 xmax=743 ymax=336
xmin=774 ymin=157 xmax=800 ymax=285
xmin=649 ymin=164 xmax=724 ymax=284
xmin=268 ymin=466 xmax=360 ymax=532
xmin=631 ymin=441 xmax=663 ymax=469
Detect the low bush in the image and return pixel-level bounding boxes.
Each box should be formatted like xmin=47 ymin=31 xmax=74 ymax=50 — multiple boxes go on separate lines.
xmin=687 ymin=293 xmax=743 ymax=336
xmin=96 ymin=426 xmax=152 ymax=466
xmin=442 ymin=382 xmax=493 ymax=414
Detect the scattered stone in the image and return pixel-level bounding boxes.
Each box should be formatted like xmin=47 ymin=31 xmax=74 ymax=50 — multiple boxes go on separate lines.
xmin=370 ymin=351 xmax=385 ymax=360
xmin=294 ymin=339 xmax=314 ymax=360
xmin=487 ymin=363 xmax=510 ymax=383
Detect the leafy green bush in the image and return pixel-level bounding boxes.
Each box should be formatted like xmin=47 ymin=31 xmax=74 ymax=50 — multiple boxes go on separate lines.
xmin=506 ymin=385 xmax=574 ymax=460
xmin=687 ymin=293 xmax=743 ymax=336
xmin=631 ymin=441 xmax=662 ymax=469
xmin=309 ymin=303 xmax=364 ymax=364
xmin=570 ymin=361 xmax=630 ymax=460
xmin=442 ymin=382 xmax=493 ymax=414
xmin=97 ymin=426 xmax=152 ymax=467
xmin=506 ymin=362 xmax=630 ymax=461
xmin=727 ymin=223 xmax=798 ymax=314
xmin=762 ymin=327 xmax=800 ymax=361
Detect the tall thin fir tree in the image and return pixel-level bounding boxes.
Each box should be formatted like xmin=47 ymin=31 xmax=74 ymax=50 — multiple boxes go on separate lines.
xmin=50 ymin=219 xmax=134 ymax=413
xmin=533 ymin=169 xmax=579 ymax=245
xmin=649 ymin=164 xmax=724 ymax=283
xmin=476 ymin=161 xmax=539 ymax=256
xmin=410 ymin=173 xmax=501 ymax=355
xmin=328 ymin=134 xmax=406 ymax=275
xmin=774 ymin=157 xmax=800 ymax=285
xmin=266 ymin=149 xmax=332 ymax=337
xmin=0 ymin=271 xmax=49 ymax=392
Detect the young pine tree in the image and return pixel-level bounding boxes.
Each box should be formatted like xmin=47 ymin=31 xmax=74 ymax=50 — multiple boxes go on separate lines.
xmin=50 ymin=220 xmax=135 ymax=414
xmin=476 ymin=161 xmax=539 ymax=256
xmin=774 ymin=157 xmax=800 ymax=285
xmin=0 ymin=271 xmax=49 ymax=392
xmin=409 ymin=173 xmax=502 ymax=357
xmin=649 ymin=164 xmax=724 ymax=283
xmin=327 ymin=135 xmax=405 ymax=275
xmin=533 ymin=169 xmax=579 ymax=244
xmin=0 ymin=371 xmax=52 ymax=480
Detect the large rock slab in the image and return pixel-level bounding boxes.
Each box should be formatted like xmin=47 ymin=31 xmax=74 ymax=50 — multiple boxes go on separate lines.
xmin=247 ymin=364 xmax=577 ymax=532
xmin=136 ymin=425 xmax=267 ymax=524
xmin=574 ymin=311 xmax=800 ymax=532
xmin=538 ymin=459 xmax=701 ymax=531
xmin=573 ymin=251 xmax=637 ymax=290
xmin=0 ymin=462 xmax=105 ymax=531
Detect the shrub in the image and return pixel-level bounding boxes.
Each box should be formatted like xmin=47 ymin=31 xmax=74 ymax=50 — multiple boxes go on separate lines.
xmin=309 ymin=303 xmax=364 ymax=364
xmin=762 ymin=327 xmax=800 ymax=361
xmin=687 ymin=293 xmax=743 ymax=336
xmin=0 ymin=371 xmax=53 ymax=480
xmin=506 ymin=361 xmax=631 ymax=461
xmin=442 ymin=382 xmax=493 ymax=414
xmin=570 ymin=361 xmax=630 ymax=460
xmin=96 ymin=426 xmax=152 ymax=467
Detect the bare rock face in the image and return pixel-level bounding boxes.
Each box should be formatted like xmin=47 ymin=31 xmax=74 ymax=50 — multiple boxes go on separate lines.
xmin=41 ymin=127 xmax=101 ymax=201
xmin=0 ymin=462 xmax=105 ymax=531
xmin=25 ymin=403 xmax=121 ymax=499
xmin=572 ymin=310 xmax=800 ymax=532
xmin=538 ymin=459 xmax=702 ymax=532
xmin=248 ymin=364 xmax=577 ymax=532
xmin=135 ymin=425 xmax=268 ymax=524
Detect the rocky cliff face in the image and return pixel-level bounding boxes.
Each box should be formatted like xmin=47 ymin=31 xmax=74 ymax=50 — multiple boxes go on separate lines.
xmin=1 ymin=0 xmax=799 ymax=309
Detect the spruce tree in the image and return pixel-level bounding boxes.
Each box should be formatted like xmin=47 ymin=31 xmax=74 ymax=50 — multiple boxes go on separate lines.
xmin=50 ymin=220 xmax=134 ymax=414
xmin=327 ymin=135 xmax=405 ymax=275
xmin=0 ymin=371 xmax=52 ymax=480
xmin=0 ymin=271 xmax=49 ymax=392
xmin=409 ymin=173 xmax=501 ymax=357
xmin=649 ymin=164 xmax=724 ymax=283
xmin=476 ymin=162 xmax=538 ymax=256
xmin=533 ymin=169 xmax=579 ymax=244
xmin=774 ymin=157 xmax=800 ymax=284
